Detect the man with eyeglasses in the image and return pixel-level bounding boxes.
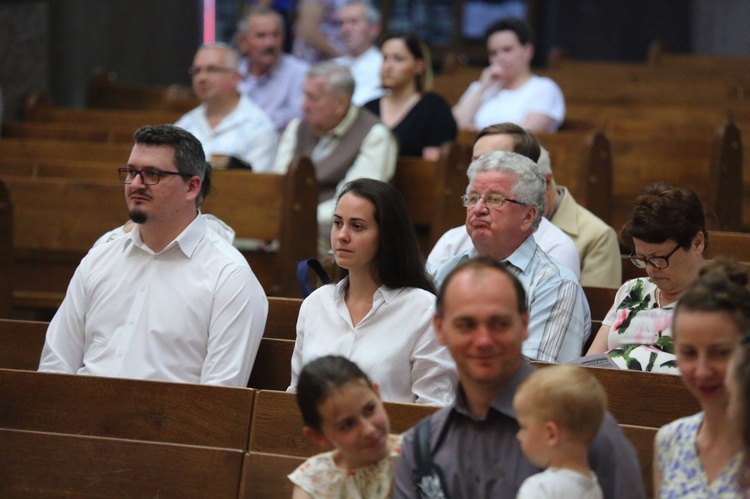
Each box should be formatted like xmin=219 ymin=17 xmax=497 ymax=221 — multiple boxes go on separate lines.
xmin=176 ymin=42 xmax=277 ymax=171
xmin=38 ymin=124 xmax=268 ymax=387
xmin=427 ymin=123 xmax=580 ymax=280
xmin=431 ymin=151 xmax=590 ymax=363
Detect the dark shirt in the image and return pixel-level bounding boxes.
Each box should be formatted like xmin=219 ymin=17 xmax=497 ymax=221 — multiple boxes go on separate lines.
xmin=393 ymin=361 xmax=646 ymax=499
xmin=364 ymin=92 xmax=457 ymax=157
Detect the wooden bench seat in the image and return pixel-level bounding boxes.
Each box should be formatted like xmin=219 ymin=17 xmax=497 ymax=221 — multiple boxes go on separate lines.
xmin=2 ymin=120 xmax=136 ymax=143
xmin=0 ymin=368 xmax=255 ymax=448
xmin=0 ymin=428 xmax=244 ymax=498
xmin=87 ymin=71 xmax=199 ymax=113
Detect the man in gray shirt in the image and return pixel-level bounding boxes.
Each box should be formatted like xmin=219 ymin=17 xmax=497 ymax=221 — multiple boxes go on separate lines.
xmin=393 ymin=256 xmax=645 ymax=498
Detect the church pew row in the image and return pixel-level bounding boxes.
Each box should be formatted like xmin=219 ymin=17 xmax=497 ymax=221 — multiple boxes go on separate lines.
xmin=0 ymin=314 xmax=699 ymax=434
xmin=0 ymin=429 xmax=246 ymax=499
xmin=86 ymin=71 xmax=199 ymax=113
xmin=455 ymin=128 xmax=614 ymax=227
xmin=23 ymin=91 xmax=184 ymax=126
xmin=393 ymin=142 xmax=473 ymax=254
xmin=0 ymin=159 xmax=317 ymax=317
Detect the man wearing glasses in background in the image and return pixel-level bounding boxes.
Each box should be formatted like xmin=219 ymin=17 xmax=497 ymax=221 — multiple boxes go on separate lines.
xmin=176 ymin=42 xmax=277 ymax=171
xmin=431 ymin=151 xmax=590 ymax=363
xmin=38 ymin=125 xmax=268 ymax=387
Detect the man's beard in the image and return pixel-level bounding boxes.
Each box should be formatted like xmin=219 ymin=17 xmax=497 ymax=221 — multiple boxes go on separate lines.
xmin=129 ymin=210 xmax=148 ymax=224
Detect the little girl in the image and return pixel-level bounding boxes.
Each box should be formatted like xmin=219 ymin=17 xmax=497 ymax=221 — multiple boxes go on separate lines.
xmin=289 ymin=355 xmax=402 ymax=498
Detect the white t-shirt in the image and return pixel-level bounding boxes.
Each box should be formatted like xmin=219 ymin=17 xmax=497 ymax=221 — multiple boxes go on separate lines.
xmin=517 ymin=468 xmax=603 ymax=499
xmin=335 ymin=46 xmax=385 ymax=106
xmin=459 ymin=75 xmax=565 ymax=132
xmin=426 ymin=218 xmax=580 ymax=280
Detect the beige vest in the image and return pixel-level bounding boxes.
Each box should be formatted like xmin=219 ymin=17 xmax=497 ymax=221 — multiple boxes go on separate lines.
xmin=294 ymin=108 xmax=380 ymax=202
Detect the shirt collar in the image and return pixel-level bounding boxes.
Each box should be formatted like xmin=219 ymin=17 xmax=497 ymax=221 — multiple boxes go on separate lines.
xmin=326 ymin=104 xmax=359 ymax=139
xmin=451 ymin=359 xmax=535 ymax=421
xmin=333 ymin=276 xmax=400 ymax=304
xmin=549 ymin=186 xmax=579 ymax=236
xmin=128 ymin=213 xmax=206 ymax=258
xmin=503 ymin=235 xmax=538 ymax=274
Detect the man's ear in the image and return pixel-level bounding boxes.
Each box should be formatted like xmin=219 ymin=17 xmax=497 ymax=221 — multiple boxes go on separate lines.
xmin=303 ymin=426 xmax=333 ymax=449
xmin=520 ymin=206 xmax=537 ymax=232
xmin=433 ymin=315 xmax=446 ymax=346
xmin=371 ymin=381 xmax=382 ymax=399
xmin=185 ymin=176 xmax=202 ymax=202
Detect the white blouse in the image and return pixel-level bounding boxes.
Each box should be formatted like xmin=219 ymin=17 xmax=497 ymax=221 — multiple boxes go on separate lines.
xmin=288 ymin=279 xmax=457 ymax=405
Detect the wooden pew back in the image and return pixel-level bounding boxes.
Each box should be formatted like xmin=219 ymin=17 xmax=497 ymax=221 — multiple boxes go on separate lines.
xmin=393 ymin=142 xmax=472 ymax=254
xmin=0 ymin=368 xmax=255 ymax=448
xmin=0 ymin=181 xmax=12 ymax=319
xmin=532 ymin=362 xmax=700 ymax=428
xmin=87 ymin=71 xmax=199 ymax=113
xmin=0 ymin=428 xmax=244 ymax=498
xmin=239 ymin=452 xmax=304 ymax=499
xmin=249 ymin=389 xmax=437 ymax=457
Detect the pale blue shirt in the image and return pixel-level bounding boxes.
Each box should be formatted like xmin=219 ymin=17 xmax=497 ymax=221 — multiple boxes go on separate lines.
xmin=237 ymin=54 xmax=309 ymax=133
xmin=432 ymin=235 xmax=590 ymax=363
xmin=175 ymin=95 xmax=278 ymax=172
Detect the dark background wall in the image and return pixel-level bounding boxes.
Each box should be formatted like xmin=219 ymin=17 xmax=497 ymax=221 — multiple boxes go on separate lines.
xmin=0 ymin=0 xmax=747 ymax=122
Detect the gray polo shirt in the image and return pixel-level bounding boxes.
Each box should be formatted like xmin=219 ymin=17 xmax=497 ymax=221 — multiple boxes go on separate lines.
xmin=393 ymin=361 xmax=645 ymax=499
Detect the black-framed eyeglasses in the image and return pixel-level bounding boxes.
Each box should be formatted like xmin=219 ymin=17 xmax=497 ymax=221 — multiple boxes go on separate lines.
xmin=187 ymin=65 xmax=236 ymax=76
xmin=117 ymin=167 xmax=192 ymax=186
xmin=628 ymin=243 xmax=681 ymax=270
xmin=461 ymin=192 xmax=528 ymax=210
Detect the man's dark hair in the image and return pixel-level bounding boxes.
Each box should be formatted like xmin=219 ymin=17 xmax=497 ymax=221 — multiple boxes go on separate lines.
xmin=474 ymin=122 xmax=541 ymax=162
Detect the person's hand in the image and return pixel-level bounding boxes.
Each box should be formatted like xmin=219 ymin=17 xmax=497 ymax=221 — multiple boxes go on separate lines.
xmin=478 ymin=64 xmax=506 ymax=90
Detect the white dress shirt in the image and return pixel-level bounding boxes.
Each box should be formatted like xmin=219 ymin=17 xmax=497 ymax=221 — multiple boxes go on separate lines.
xmin=175 ymin=95 xmax=278 ymax=172
xmin=427 ymin=218 xmax=581 ymax=280
xmin=39 ymin=215 xmax=268 ymax=387
xmin=288 ymin=278 xmax=457 ymax=405
xmin=335 ymin=46 xmax=385 ymax=106
xmin=273 ymin=105 xmax=398 ymax=225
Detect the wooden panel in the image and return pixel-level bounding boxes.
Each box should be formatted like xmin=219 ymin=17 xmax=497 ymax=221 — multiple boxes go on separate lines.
xmin=239 ymin=452 xmax=304 ymax=499
xmin=0 ymin=368 xmax=255 ymax=449
xmin=0 ymin=429 xmax=244 ymax=498
xmin=247 ymin=338 xmax=295 ymax=391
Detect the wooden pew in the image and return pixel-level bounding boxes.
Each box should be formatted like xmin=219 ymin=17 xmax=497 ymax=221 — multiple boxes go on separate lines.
xmin=537 ymin=130 xmax=613 ymax=225
xmin=704 ymin=230 xmax=750 ymax=261
xmin=0 ymin=319 xmax=46 ymax=370
xmin=0 ymin=428 xmax=244 ymax=498
xmin=0 ymin=137 xmax=132 ymax=163
xmin=202 ymin=157 xmax=318 ymax=297
xmin=621 ymin=424 xmax=657 ymax=499
xmin=532 ymin=362 xmax=700 ymax=428
xmin=393 ymin=142 xmax=472 ymax=254
xmin=248 ymin=389 xmax=438 ymax=458
xmin=584 ymin=286 xmax=618 ymax=321
xmin=265 ymin=297 xmax=302 ymax=340
xmin=239 ymin=452 xmax=304 ymax=499
xmin=2 ymin=160 xmax=317 ymax=317
xmin=87 ymin=71 xmax=199 ymax=113
xmin=2 ymin=120 xmax=136 ymax=143
xmin=0 ymin=368 xmax=255 ymax=448
xmin=0 ymin=181 xmax=12 ymax=319
xmin=248 ymin=338 xmax=295 ymax=391
xmin=23 ymin=92 xmax=183 ymax=127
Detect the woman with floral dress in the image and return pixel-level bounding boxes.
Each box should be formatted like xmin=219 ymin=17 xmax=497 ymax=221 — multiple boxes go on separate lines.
xmin=654 ymin=258 xmax=749 ymax=497
xmin=586 ymin=182 xmax=706 ymax=373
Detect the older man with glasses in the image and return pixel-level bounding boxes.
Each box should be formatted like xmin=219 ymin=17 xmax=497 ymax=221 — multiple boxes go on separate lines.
xmin=431 ymin=151 xmax=590 ymax=363
xmin=176 ymin=42 xmax=277 ymax=171
xmin=38 ymin=124 xmax=268 ymax=387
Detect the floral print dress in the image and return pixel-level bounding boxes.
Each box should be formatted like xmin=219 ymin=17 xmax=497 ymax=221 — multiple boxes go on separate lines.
xmin=602 ymin=278 xmax=678 ymax=373
xmin=288 ymin=435 xmax=402 ymax=498
xmin=656 ymin=412 xmax=743 ymax=498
